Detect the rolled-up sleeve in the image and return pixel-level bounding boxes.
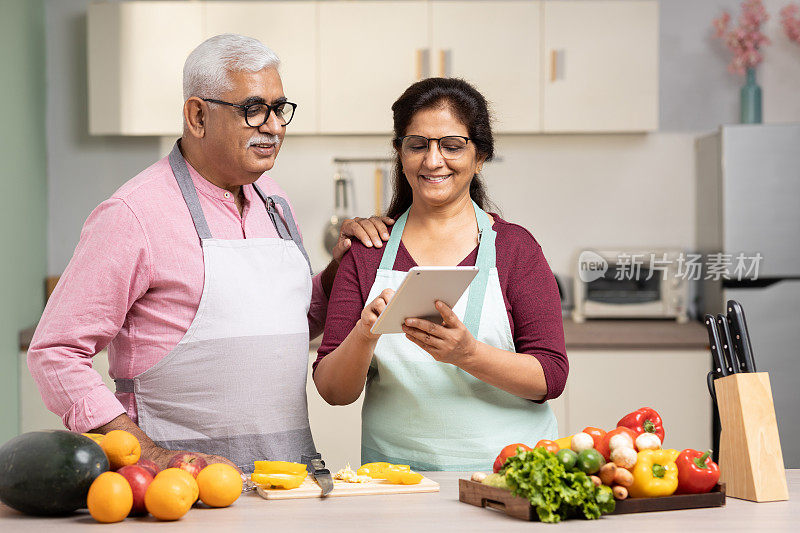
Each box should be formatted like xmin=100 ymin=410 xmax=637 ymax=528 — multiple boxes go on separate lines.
xmin=27 ymin=198 xmax=151 ymax=432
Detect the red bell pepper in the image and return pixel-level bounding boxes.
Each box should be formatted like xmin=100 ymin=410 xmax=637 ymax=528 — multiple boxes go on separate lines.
xmin=596 ymin=426 xmax=637 ymax=461
xmin=675 ymin=449 xmax=720 ymax=494
xmin=617 ymin=407 xmax=665 ymax=443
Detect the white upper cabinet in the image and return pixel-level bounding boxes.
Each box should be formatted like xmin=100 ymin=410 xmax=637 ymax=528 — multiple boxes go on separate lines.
xmin=542 ymin=0 xmax=659 ymax=132
xmin=431 ymin=1 xmax=542 ymax=133
xmin=203 ymin=2 xmax=319 ymax=134
xmin=87 ymin=1 xmax=659 ymax=136
xmin=88 ymin=2 xmax=203 ymax=135
xmin=318 ymin=1 xmax=428 ymax=134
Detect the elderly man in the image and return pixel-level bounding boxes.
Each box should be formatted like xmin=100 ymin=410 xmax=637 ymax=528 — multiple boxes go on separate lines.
xmin=28 ymin=34 xmax=391 ymax=472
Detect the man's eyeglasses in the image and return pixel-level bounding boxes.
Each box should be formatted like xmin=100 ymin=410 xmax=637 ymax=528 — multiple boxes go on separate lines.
xmin=396 ymin=135 xmax=471 ymax=160
xmin=202 ymin=98 xmax=297 ymax=127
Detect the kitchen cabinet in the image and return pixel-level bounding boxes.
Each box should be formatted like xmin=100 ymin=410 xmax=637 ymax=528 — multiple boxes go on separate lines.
xmin=203 ymin=2 xmax=319 ymax=134
xmin=18 ymin=350 xmax=114 ymax=434
xmin=561 ymin=349 xmax=712 ymax=451
xmin=88 ymin=2 xmax=203 ymax=135
xmin=88 ymin=1 xmax=658 ymax=136
xmin=318 ymin=1 xmax=428 ymax=134
xmin=542 ymin=0 xmax=658 ymax=132
xmin=431 ymin=1 xmax=542 ymax=133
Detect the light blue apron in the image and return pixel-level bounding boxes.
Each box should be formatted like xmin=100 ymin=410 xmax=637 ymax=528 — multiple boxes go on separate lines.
xmin=361 ymin=201 xmax=558 ymax=470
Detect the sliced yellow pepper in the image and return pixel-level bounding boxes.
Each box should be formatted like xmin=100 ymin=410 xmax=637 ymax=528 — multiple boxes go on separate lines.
xmin=253 ymin=460 xmax=307 ymax=475
xmin=356 ymin=462 xmax=410 ymax=479
xmin=251 ymin=472 xmax=307 ymax=489
xmin=629 ymin=449 xmax=680 ymax=498
xmin=384 ymin=469 xmax=423 ymax=485
xmin=554 ymin=435 xmax=573 ymax=450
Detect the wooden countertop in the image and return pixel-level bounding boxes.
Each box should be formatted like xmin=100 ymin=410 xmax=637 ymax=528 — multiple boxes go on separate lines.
xmin=1 ymin=471 xmax=797 ymax=531
xmin=20 ymin=319 xmax=709 ymax=352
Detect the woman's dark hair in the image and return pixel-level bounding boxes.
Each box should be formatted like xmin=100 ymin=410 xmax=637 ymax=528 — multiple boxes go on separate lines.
xmin=385 ymin=77 xmax=495 ymax=219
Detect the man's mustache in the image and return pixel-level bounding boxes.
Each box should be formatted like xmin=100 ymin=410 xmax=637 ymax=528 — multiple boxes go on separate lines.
xmin=248 ymin=135 xmax=281 ymax=146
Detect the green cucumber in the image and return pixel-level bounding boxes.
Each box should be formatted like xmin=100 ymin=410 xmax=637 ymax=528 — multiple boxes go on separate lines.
xmin=0 ymin=430 xmax=109 ymax=516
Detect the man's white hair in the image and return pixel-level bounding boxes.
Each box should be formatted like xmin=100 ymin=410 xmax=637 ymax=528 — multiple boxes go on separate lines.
xmin=183 ymin=34 xmax=280 ymax=101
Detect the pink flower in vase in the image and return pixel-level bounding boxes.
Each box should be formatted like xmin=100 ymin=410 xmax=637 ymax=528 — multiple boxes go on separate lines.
xmin=781 ymin=4 xmax=800 ymax=44
xmin=712 ymin=0 xmax=771 ymax=75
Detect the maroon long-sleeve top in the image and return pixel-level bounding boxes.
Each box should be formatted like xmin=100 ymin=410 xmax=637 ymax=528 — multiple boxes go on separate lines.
xmin=315 ymin=214 xmax=569 ymax=401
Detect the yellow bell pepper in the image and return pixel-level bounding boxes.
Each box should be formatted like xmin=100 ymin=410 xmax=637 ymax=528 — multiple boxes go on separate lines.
xmin=356 ymin=462 xmax=410 ymax=479
xmin=384 ymin=469 xmax=423 ymax=485
xmin=554 ymin=435 xmax=573 ymax=450
xmin=251 ymin=472 xmax=307 ymax=489
xmin=628 ymin=449 xmax=680 ymax=498
xmin=253 ymin=460 xmax=307 ymax=475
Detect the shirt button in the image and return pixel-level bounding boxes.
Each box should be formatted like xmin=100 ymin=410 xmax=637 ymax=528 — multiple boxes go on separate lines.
xmin=224 ymin=192 xmax=231 ymax=199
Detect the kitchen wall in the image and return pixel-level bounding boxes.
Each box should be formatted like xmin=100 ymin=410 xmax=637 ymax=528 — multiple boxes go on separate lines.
xmin=45 ymin=0 xmax=800 ymax=280
xmin=1 ymin=0 xmax=48 ymax=443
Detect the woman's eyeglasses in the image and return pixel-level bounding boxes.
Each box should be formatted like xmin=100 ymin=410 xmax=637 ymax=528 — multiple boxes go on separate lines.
xmin=396 ymin=135 xmax=471 ymax=160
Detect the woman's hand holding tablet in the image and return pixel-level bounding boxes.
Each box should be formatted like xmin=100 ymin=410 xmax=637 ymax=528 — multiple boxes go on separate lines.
xmin=369 ymin=266 xmax=479 ymax=335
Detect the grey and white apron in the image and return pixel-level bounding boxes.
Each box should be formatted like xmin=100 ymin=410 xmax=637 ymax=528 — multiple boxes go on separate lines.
xmin=115 ymin=142 xmax=315 ymax=473
xmin=361 ymin=201 xmax=558 ymax=470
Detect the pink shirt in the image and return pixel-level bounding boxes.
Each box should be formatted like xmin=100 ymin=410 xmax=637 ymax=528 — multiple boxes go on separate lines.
xmin=28 ymin=154 xmax=328 ymax=433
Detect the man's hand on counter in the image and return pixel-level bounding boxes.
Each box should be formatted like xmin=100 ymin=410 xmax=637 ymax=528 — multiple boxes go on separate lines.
xmin=91 ymin=413 xmax=241 ymax=473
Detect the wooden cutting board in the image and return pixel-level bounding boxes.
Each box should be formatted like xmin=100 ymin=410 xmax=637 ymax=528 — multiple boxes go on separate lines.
xmin=256 ymin=476 xmax=439 ymax=500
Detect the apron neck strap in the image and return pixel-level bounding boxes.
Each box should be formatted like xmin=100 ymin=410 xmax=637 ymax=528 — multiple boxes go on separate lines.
xmin=169 ymin=141 xmax=213 ymax=240
xmin=378 ymin=200 xmax=495 ymax=271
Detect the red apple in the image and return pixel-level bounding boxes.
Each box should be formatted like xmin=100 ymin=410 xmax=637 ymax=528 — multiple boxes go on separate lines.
xmin=167 ymin=452 xmax=208 ymax=478
xmin=117 ymin=464 xmax=154 ymax=516
xmin=135 ymin=458 xmax=160 ymax=477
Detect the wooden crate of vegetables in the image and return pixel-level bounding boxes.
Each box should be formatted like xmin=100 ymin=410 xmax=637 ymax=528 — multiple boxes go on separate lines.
xmin=459 ymin=407 xmax=725 ymax=522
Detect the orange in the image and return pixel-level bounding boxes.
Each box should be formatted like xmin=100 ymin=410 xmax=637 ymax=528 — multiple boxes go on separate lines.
xmin=196 ymin=464 xmax=243 ymax=507
xmin=87 ymin=471 xmax=133 ymax=523
xmin=156 ymin=467 xmax=199 ymax=503
xmin=144 ymin=476 xmax=193 ymax=521
xmin=100 ymin=430 xmax=141 ymax=470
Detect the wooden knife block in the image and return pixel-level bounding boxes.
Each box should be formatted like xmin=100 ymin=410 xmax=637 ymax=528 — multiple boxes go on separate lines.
xmin=715 ymin=372 xmax=788 ymax=502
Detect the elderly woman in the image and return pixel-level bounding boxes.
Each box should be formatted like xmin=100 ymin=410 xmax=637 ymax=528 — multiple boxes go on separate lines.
xmin=313 ymin=78 xmax=567 ymax=471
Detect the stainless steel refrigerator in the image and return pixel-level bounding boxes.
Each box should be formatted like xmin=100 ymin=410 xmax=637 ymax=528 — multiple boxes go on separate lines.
xmin=697 ymin=124 xmax=800 ymax=467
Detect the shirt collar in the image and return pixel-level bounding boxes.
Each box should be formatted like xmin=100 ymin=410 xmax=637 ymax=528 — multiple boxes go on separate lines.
xmin=184 ymin=158 xmax=254 ymax=205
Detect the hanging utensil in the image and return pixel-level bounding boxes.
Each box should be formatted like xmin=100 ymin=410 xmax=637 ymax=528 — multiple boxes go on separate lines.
xmin=323 ymin=169 xmax=354 ymax=256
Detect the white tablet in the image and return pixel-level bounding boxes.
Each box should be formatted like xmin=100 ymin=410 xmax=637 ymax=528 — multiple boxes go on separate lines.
xmin=370 ymin=266 xmax=479 ymax=335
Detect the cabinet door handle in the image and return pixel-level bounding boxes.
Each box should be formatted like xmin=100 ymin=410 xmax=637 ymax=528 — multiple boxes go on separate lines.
xmin=439 ymin=49 xmax=452 ymax=77
xmin=416 ymin=48 xmax=430 ymax=80
xmin=551 ymin=49 xmax=565 ymax=82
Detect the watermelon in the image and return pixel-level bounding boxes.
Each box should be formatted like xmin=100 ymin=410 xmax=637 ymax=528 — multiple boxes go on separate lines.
xmin=0 ymin=430 xmax=109 ymax=516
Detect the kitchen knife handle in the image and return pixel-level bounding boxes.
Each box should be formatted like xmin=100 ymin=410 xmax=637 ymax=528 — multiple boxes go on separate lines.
xmin=704 ymin=314 xmax=729 ymax=377
xmin=716 ymin=314 xmax=737 ymax=374
xmin=727 ymin=300 xmax=757 ymax=372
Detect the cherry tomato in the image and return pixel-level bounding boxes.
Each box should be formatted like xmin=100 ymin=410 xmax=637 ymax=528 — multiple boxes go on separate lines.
xmin=492 ymin=443 xmax=532 ymax=473
xmin=582 ymin=427 xmax=607 ymax=449
xmin=535 ymin=439 xmax=560 ymax=454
